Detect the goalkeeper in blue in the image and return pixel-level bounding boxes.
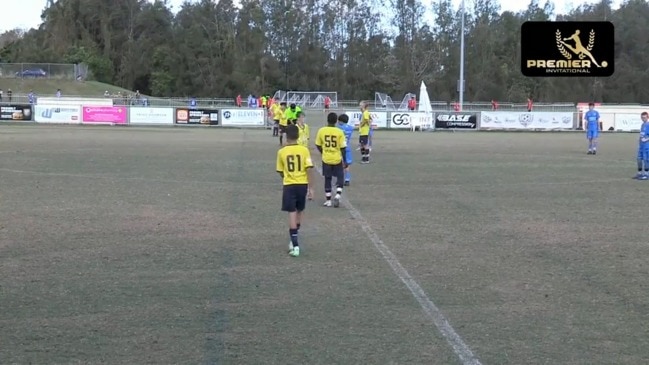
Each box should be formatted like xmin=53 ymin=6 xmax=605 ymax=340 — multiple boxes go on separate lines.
xmin=337 ymin=114 xmax=354 ymax=186
xmin=584 ymin=102 xmax=600 ymax=155
xmin=635 ymin=112 xmax=649 ymax=180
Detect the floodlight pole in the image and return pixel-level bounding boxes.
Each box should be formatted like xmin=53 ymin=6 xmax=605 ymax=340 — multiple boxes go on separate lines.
xmin=459 ymin=0 xmax=465 ymax=110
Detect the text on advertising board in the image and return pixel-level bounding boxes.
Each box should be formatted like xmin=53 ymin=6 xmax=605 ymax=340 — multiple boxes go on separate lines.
xmin=480 ymin=111 xmax=573 ymax=129
xmin=434 ymin=113 xmax=477 ymax=129
xmin=344 ymin=111 xmax=388 ymax=128
xmin=35 ymin=105 xmax=81 ymax=123
xmin=129 ymin=107 xmax=174 ymax=124
xmin=82 ymin=106 xmax=127 ymax=124
xmin=220 ymin=109 xmax=265 ymax=126
xmin=392 ymin=113 xmax=410 ymax=126
xmin=0 ymin=105 xmax=32 ymax=121
xmin=175 ymin=108 xmax=219 ymax=125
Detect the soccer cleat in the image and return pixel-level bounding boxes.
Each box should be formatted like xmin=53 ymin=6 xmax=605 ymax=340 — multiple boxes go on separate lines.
xmin=587 ymin=151 xmax=592 ymax=155
xmin=289 ymin=246 xmax=300 ymax=257
xmin=592 ymin=150 xmax=597 ymax=155
xmin=323 ymin=200 xmax=332 ymax=207
xmin=333 ymin=194 xmax=340 ymax=208
xmin=344 ymin=181 xmax=350 ymax=186
xmin=641 ymin=175 xmax=649 ymax=180
xmin=289 ymin=240 xmax=294 ymax=251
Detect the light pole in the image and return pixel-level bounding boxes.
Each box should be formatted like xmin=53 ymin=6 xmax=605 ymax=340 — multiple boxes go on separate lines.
xmin=458 ymin=0 xmax=465 ymax=110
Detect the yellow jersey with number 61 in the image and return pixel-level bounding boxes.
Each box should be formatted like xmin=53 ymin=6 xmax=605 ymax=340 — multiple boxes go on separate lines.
xmin=276 ymin=144 xmax=314 ymax=185
xmin=315 ymin=126 xmax=347 ymax=165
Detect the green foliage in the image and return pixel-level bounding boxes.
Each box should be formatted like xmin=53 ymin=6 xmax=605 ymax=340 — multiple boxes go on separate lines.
xmin=0 ymin=0 xmax=646 ymax=102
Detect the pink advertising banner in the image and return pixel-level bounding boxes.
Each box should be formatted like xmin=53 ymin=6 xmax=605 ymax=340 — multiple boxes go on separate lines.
xmin=82 ymin=106 xmax=127 ymax=124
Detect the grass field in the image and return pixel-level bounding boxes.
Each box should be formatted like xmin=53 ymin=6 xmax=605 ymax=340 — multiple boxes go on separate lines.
xmin=1 ymin=126 xmax=649 ymax=365
xmin=0 ymin=79 xmax=133 ymax=99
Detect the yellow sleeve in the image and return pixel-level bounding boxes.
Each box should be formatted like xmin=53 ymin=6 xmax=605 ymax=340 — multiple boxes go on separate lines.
xmin=276 ymin=150 xmax=284 ymax=172
xmin=304 ymin=149 xmax=314 ymax=168
xmin=305 ymin=124 xmax=310 ymax=139
xmin=314 ymin=128 xmax=323 ymax=147
xmin=339 ymin=130 xmax=347 ymax=148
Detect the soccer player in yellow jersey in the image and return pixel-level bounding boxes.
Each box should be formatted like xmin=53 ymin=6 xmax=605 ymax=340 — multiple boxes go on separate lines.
xmin=315 ymin=113 xmax=348 ymax=208
xmin=276 ymin=124 xmax=316 ymax=257
xmin=271 ymin=102 xmax=281 ymax=137
xmin=296 ymin=111 xmax=310 ymax=147
xmin=277 ymin=102 xmax=288 ymax=146
xmin=359 ymin=101 xmax=372 ymax=163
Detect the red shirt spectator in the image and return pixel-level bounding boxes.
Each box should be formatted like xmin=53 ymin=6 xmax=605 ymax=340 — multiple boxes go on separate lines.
xmin=491 ymin=100 xmax=499 ymax=110
xmin=236 ymin=94 xmax=242 ymax=107
xmin=408 ymin=97 xmax=416 ymax=111
xmin=527 ymin=98 xmax=533 ymax=112
xmin=324 ymin=96 xmax=331 ymax=109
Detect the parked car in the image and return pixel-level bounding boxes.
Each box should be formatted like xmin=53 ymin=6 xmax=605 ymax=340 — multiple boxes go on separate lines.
xmin=16 ymin=69 xmax=47 ymax=78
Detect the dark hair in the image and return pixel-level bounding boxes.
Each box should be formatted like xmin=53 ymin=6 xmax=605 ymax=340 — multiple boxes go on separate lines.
xmin=327 ymin=112 xmax=338 ymax=125
xmin=280 ymin=102 xmax=287 ymax=107
xmin=290 ymin=103 xmax=297 ymax=109
xmin=642 ymin=112 xmax=649 ymax=117
xmin=588 ymin=102 xmax=595 ymax=107
xmin=338 ymin=114 xmax=349 ymax=123
xmin=286 ymin=124 xmax=299 ymax=140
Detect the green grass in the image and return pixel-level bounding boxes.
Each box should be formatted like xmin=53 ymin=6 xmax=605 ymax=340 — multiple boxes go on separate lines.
xmin=0 ymin=79 xmax=134 ymax=99
xmin=1 ymin=126 xmax=648 ymax=364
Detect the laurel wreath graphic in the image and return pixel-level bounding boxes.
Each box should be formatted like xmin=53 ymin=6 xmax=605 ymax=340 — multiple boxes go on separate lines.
xmin=579 ymin=29 xmax=596 ymax=59
xmin=556 ymin=29 xmax=572 ymax=59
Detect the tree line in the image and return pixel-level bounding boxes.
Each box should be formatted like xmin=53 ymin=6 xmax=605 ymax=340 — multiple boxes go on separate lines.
xmin=0 ymin=0 xmax=646 ymax=103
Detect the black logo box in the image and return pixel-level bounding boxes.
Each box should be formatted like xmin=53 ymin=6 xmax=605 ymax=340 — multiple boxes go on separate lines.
xmin=175 ymin=108 xmax=219 ymax=125
xmin=434 ymin=113 xmax=477 ymax=129
xmin=521 ymin=21 xmax=614 ymax=77
xmin=0 ymin=105 xmax=33 ymax=121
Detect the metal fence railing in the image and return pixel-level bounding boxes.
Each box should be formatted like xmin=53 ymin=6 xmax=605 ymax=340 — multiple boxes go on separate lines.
xmin=0 ymin=63 xmax=89 ymax=80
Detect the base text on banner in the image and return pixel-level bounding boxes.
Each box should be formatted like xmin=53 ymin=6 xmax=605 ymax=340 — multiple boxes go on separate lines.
xmin=175 ymin=108 xmax=219 ymax=125
xmin=34 ymin=105 xmax=81 ymax=124
xmin=220 ymin=109 xmax=264 ymax=126
xmin=82 ymin=106 xmax=127 ymax=124
xmin=480 ymin=111 xmax=573 ymax=130
xmin=129 ymin=107 xmax=174 ymax=125
xmin=1 ymin=105 xmax=33 ymax=121
xmin=434 ymin=113 xmax=477 ymax=129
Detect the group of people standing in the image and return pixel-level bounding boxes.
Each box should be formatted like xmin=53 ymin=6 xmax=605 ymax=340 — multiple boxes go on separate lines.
xmin=274 ymin=101 xmax=374 ymax=257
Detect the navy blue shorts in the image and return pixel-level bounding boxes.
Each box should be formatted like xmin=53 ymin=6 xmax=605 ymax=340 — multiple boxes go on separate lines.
xmin=359 ymin=135 xmax=369 ymax=146
xmin=282 ymin=184 xmax=308 ymax=212
xmin=279 ymin=125 xmax=287 ymax=134
xmin=322 ymin=162 xmax=344 ymax=178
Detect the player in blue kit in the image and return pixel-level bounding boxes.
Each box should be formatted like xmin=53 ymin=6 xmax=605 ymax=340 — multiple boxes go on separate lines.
xmin=584 ymin=103 xmax=600 ymax=155
xmin=635 ymin=112 xmax=649 ymax=180
xmin=337 ymin=114 xmax=354 ymax=186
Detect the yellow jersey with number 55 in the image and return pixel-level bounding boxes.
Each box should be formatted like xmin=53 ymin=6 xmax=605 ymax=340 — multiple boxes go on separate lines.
xmin=315 ymin=126 xmax=347 ymax=165
xmin=276 ymin=144 xmax=314 ymax=185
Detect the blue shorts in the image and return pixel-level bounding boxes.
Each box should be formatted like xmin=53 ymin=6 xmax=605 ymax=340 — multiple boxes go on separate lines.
xmin=344 ymin=150 xmax=353 ymax=165
xmin=281 ymin=184 xmax=308 ymax=212
xmin=638 ymin=146 xmax=649 ymax=161
xmin=586 ymin=129 xmax=599 ymax=139
xmin=369 ymin=128 xmax=374 ymax=136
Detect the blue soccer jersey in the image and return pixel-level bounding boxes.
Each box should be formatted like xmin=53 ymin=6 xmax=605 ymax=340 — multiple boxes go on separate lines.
xmin=584 ymin=110 xmax=600 ymax=139
xmin=640 ymin=122 xmax=649 ymax=149
xmin=338 ymin=122 xmax=354 ymax=164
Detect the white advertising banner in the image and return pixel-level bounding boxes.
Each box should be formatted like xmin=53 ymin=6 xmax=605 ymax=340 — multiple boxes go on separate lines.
xmin=480 ymin=111 xmax=573 ymax=130
xmin=343 ymin=111 xmax=388 ymax=129
xmin=614 ymin=113 xmax=643 ymax=131
xmin=411 ymin=112 xmax=434 ymax=129
xmin=389 ymin=112 xmax=415 ymax=129
xmin=34 ymin=105 xmax=81 ymax=124
xmin=220 ymin=109 xmax=265 ymax=126
xmin=129 ymin=107 xmax=174 ymax=125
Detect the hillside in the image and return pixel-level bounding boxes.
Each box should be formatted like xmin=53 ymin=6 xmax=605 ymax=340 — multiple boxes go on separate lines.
xmin=0 ymin=79 xmax=133 ymax=100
